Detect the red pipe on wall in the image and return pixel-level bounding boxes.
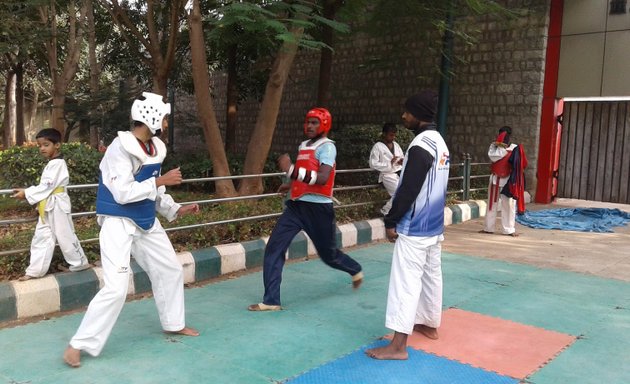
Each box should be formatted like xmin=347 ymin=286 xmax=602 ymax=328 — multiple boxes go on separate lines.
xmin=535 ymin=0 xmax=564 ymax=203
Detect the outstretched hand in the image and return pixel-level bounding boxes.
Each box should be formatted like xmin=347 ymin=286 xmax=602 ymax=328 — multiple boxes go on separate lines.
xmin=178 ymin=203 xmax=200 ymax=216
xmin=157 ymin=167 xmax=183 ymax=187
xmin=11 ymin=189 xmax=25 ymax=200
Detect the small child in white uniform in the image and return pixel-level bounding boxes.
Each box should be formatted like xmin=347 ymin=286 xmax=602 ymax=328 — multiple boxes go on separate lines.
xmin=12 ymin=128 xmax=90 ymax=281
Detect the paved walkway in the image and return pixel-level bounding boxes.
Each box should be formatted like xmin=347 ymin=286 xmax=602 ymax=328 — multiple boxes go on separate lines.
xmin=0 ymin=199 xmax=629 ymax=383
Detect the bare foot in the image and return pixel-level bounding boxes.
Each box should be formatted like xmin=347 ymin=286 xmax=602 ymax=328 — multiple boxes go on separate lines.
xmin=352 ymin=271 xmax=364 ymax=290
xmin=18 ymin=275 xmax=35 ymax=282
xmin=478 ymin=230 xmax=493 ymax=234
xmin=63 ymin=346 xmax=81 ymax=368
xmin=164 ymin=326 xmax=199 ymax=336
xmin=365 ymin=344 xmax=408 ymax=360
xmin=413 ymin=324 xmax=439 ymax=340
xmin=506 ymin=232 xmax=519 ymax=237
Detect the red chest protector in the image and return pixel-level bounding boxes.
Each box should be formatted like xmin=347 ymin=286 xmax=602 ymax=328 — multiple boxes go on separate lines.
xmin=491 ymin=151 xmax=512 ymax=178
xmin=291 ymin=138 xmax=336 ymax=200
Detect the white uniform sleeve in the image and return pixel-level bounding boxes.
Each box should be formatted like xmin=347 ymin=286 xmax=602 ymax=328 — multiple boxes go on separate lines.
xmin=100 ymin=140 xmax=158 ymax=204
xmin=24 ymin=159 xmax=69 ymax=206
xmin=393 ymin=142 xmax=404 ymax=172
xmin=369 ymin=142 xmax=395 ymax=173
xmin=156 ymin=187 xmax=181 ymax=222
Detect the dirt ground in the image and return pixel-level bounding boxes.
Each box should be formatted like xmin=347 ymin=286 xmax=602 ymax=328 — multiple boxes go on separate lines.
xmin=442 ymin=198 xmax=630 ymax=282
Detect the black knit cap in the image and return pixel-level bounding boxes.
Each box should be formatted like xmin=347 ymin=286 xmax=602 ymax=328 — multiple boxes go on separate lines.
xmin=404 ymin=90 xmax=438 ymax=122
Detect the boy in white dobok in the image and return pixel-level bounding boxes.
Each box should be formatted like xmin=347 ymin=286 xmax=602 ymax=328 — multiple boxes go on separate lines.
xmin=369 ymin=123 xmax=404 ymax=215
xmin=64 ymin=92 xmax=199 ymax=368
xmin=12 ymin=128 xmax=90 ymax=281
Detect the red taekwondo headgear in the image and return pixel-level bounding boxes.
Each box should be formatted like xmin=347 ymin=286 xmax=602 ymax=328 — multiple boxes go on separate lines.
xmin=304 ymin=108 xmax=332 ymax=135
xmin=495 ymin=126 xmax=512 ymax=147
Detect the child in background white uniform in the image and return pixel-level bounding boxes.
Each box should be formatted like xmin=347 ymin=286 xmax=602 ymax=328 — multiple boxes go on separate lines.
xmin=63 ymin=92 xmax=199 ymax=368
xmin=369 ymin=123 xmax=404 ymax=215
xmin=12 ymin=128 xmax=89 ymax=281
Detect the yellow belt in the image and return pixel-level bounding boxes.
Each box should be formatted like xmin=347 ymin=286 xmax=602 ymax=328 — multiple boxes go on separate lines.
xmin=38 ymin=186 xmax=65 ymax=219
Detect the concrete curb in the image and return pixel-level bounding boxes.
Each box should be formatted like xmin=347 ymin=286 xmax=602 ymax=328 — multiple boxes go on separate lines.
xmin=0 ymin=200 xmax=486 ymax=322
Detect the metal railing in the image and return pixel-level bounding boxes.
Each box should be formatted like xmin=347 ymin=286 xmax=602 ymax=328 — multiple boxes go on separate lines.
xmin=0 ymin=159 xmax=490 ymax=257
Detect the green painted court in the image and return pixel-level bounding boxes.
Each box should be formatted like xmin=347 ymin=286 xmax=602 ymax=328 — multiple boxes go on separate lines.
xmin=1 ymin=241 xmax=628 ymax=383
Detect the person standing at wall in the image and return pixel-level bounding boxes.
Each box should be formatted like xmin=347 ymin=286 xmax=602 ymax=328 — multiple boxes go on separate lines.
xmin=366 ymin=90 xmax=450 ymax=360
xmin=480 ymin=126 xmax=527 ymax=236
xmin=369 ymin=123 xmax=404 ymax=215
xmin=248 ymin=107 xmax=364 ymax=312
xmin=63 ymin=92 xmax=199 ymax=368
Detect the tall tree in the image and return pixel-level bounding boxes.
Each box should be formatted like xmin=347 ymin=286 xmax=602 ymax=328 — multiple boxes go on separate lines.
xmin=316 ymin=0 xmax=344 ymax=107
xmin=0 ymin=0 xmax=46 ymax=146
xmin=188 ymin=0 xmax=237 ymax=197
xmin=203 ymin=1 xmax=280 ymax=155
xmin=188 ymin=1 xmax=347 ymax=196
xmin=86 ymin=0 xmax=101 ymax=147
xmin=100 ymin=0 xmax=186 ymax=96
xmin=237 ymin=22 xmax=305 ymax=195
xmin=1 ymin=71 xmax=16 ymax=148
xmin=39 ymin=0 xmax=87 ymax=139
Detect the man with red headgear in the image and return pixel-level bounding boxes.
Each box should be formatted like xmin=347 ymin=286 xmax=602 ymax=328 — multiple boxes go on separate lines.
xmin=248 ymin=107 xmax=363 ymax=312
xmin=480 ymin=126 xmax=528 ymax=236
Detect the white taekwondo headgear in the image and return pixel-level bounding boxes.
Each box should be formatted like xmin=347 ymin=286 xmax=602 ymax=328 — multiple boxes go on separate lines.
xmin=131 ymin=92 xmax=171 ymax=134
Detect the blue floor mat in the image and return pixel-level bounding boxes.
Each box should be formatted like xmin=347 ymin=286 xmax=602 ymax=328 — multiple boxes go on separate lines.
xmin=516 ymin=208 xmax=630 ymax=232
xmin=285 ymin=340 xmax=517 ymax=384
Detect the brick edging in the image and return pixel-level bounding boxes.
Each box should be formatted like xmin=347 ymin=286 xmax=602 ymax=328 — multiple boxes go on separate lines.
xmin=0 ymin=200 xmax=486 ymax=322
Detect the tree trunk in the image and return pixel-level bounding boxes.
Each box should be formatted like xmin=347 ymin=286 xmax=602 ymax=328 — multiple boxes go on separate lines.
xmin=15 ymin=63 xmax=25 ymax=145
xmin=316 ymin=0 xmax=343 ymax=107
xmin=86 ymin=0 xmax=100 ymax=148
xmin=188 ymin=0 xmax=236 ymax=197
xmin=225 ymin=44 xmax=238 ymax=154
xmin=152 ymin=74 xmax=168 ymax=98
xmin=317 ymin=0 xmax=343 ymax=108
xmin=51 ymin=87 xmax=66 ymax=136
xmin=106 ymin=0 xmax=182 ymax=99
xmin=238 ymin=26 xmax=305 ymax=196
xmin=25 ymin=88 xmax=39 ymax=135
xmin=41 ymin=0 xmax=86 ymax=141
xmin=2 ymin=71 xmax=16 ymax=149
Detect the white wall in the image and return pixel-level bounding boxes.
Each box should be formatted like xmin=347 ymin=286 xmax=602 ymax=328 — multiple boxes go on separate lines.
xmin=558 ymin=0 xmax=630 ymax=97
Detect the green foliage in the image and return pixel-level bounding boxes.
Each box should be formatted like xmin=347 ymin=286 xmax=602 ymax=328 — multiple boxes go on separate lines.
xmin=331 ymin=124 xmax=414 ymax=185
xmin=0 ymin=143 xmax=103 ymax=211
xmin=63 ymin=143 xmax=104 ymax=211
xmin=0 ymin=145 xmax=45 ymax=189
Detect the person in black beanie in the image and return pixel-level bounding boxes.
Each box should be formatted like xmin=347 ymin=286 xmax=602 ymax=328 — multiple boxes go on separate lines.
xmin=367 ymin=90 xmax=450 ymax=360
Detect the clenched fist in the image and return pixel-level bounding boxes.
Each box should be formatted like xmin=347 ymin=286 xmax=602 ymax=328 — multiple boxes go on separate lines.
xmin=157 ymin=167 xmax=183 ymax=187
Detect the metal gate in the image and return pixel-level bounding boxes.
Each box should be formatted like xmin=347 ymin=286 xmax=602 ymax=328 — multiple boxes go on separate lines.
xmin=558 ymin=101 xmax=630 ymax=204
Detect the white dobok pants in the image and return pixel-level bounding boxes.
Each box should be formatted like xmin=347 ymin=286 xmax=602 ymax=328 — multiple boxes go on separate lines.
xmin=69 ymin=217 xmax=186 ymax=356
xmin=26 ymin=207 xmax=88 ymax=278
xmin=385 ymin=233 xmax=443 ymax=335
xmin=484 ymin=175 xmax=516 ymax=235
xmin=380 ymin=173 xmax=400 ymax=215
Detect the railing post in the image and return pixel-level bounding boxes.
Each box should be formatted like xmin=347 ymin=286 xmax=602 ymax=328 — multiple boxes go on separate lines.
xmin=462 ymin=153 xmax=471 ymax=201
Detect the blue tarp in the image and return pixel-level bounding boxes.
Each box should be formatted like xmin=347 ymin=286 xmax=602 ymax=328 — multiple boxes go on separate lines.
xmin=516 ymin=208 xmax=630 ymax=233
